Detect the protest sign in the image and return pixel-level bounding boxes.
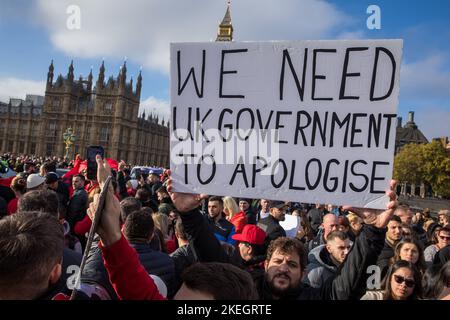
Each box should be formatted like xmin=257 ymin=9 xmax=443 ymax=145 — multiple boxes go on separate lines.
xmin=170 ymin=40 xmax=403 ymax=209
xmin=280 ymin=214 xmax=301 ymax=238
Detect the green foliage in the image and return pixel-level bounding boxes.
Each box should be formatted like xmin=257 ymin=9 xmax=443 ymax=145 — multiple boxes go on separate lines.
xmin=422 ymin=141 xmax=450 ymax=198
xmin=393 ymin=143 xmax=424 ymax=185
xmin=394 ymin=141 xmax=450 ymax=198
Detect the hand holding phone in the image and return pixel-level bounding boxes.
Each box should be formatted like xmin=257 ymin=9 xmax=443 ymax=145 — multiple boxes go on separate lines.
xmin=70 ymin=154 xmax=119 ymax=299
xmin=86 ymin=146 xmax=105 ymax=181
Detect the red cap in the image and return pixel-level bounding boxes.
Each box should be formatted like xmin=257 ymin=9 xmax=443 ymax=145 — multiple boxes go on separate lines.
xmin=232 ymin=224 xmax=266 ymax=245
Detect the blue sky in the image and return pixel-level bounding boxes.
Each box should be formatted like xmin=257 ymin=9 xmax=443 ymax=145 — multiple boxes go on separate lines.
xmin=0 ymin=0 xmax=449 ymax=139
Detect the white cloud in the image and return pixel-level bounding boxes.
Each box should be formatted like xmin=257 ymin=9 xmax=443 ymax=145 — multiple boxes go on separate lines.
xmin=35 ymin=0 xmax=350 ymax=74
xmin=0 ymin=78 xmax=46 ymax=103
xmin=401 ymin=54 xmax=450 ymax=100
xmin=139 ymin=96 xmax=170 ymax=123
xmin=335 ymin=30 xmax=366 ymax=40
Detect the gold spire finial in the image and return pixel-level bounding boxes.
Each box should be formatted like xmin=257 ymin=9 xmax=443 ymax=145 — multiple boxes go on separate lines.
xmin=216 ymin=1 xmax=233 ymax=41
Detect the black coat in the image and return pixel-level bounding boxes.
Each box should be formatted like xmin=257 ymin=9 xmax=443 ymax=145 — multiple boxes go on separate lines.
xmin=257 ymin=215 xmax=286 ymax=248
xmin=117 ymin=171 xmax=130 ymax=200
xmin=244 ymin=207 xmax=257 ymax=225
xmin=130 ymin=242 xmax=176 ymax=299
xmin=0 ymin=185 xmax=15 ymax=204
xmin=307 ymin=208 xmax=324 ymax=235
xmin=67 ymin=188 xmax=88 ymax=228
xmin=180 ymin=208 xmax=386 ymax=300
xmin=0 ymin=196 xmax=7 ymax=217
xmin=433 ymin=245 xmax=450 ymax=268
xmin=41 ymin=247 xmax=85 ymax=299
xmin=55 ymin=181 xmax=70 ymax=209
xmin=170 ymin=244 xmax=197 ymax=292
xmin=376 ymin=240 xmax=396 ymax=280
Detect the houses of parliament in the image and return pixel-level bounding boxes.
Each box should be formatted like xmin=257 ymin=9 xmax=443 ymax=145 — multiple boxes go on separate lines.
xmin=0 ymin=60 xmax=170 ymax=166
xmin=0 ymin=4 xmax=236 ymax=167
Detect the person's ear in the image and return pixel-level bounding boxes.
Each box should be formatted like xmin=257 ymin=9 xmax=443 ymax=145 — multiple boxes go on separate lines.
xmin=247 ymin=245 xmax=254 ymax=256
xmin=48 ymin=262 xmax=62 ymax=285
xmin=264 ymin=260 xmax=269 ymax=271
xmin=326 ymin=243 xmax=332 ymax=253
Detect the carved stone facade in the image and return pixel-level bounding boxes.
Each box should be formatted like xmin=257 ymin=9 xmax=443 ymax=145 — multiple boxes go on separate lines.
xmin=0 ymin=61 xmax=170 ymax=167
xmin=395 ymin=111 xmax=428 ymax=154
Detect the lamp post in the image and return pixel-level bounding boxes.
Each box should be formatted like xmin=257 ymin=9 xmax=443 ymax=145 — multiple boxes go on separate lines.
xmin=63 ymin=127 xmax=76 ymax=160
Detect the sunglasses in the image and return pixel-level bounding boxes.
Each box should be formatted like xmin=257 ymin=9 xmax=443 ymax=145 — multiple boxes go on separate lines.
xmin=439 ymin=235 xmax=450 ymax=241
xmin=393 ymin=275 xmax=415 ymax=288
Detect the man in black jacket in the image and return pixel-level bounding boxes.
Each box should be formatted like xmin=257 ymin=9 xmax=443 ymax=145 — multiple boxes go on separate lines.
xmin=166 ymin=178 xmax=398 ymax=300
xmin=116 ymin=161 xmax=131 ymax=200
xmin=123 ymin=209 xmax=176 ymax=298
xmin=307 ymin=204 xmax=327 ymax=235
xmin=376 ymin=215 xmax=403 ymax=279
xmin=257 ymin=201 xmax=288 ymax=249
xmin=170 ymin=218 xmax=197 ymax=292
xmin=239 ymin=198 xmax=257 ymax=225
xmin=67 ymin=174 xmax=88 ymax=229
xmin=45 ymin=172 xmax=70 ymax=217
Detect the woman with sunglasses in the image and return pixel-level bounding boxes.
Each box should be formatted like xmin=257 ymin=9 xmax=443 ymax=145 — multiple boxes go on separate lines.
xmin=425 ymin=226 xmax=450 ymax=267
xmin=361 ymin=260 xmax=423 ymax=300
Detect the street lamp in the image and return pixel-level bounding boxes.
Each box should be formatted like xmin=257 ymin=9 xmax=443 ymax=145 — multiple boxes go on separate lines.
xmin=63 ymin=127 xmax=76 ymax=160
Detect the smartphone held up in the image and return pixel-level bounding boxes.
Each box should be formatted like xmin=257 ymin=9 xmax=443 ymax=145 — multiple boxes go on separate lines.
xmin=86 ymin=146 xmax=105 ymax=180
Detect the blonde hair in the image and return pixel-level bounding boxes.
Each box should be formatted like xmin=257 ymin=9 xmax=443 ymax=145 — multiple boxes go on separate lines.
xmin=152 ymin=212 xmax=169 ymax=237
xmin=222 ymin=196 xmax=240 ymax=219
xmin=423 ymin=219 xmax=435 ymax=232
xmin=347 ymin=212 xmax=360 ymax=224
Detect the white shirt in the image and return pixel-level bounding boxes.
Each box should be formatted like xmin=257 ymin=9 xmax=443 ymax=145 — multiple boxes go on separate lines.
xmin=259 ymin=210 xmax=270 ymax=220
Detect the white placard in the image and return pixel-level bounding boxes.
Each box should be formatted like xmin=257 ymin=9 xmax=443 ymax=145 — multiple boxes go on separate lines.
xmin=170 ymin=40 xmax=403 ymax=209
xmin=280 ymin=215 xmax=301 ymax=239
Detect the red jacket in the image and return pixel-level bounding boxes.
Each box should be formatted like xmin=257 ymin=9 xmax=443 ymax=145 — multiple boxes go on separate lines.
xmin=99 ymin=235 xmax=166 ymax=300
xmin=7 ymin=197 xmax=18 ymax=215
xmin=73 ymin=215 xmax=91 ymax=237
xmin=230 ymin=211 xmax=248 ymax=234
xmin=165 ymin=238 xmax=177 ymax=254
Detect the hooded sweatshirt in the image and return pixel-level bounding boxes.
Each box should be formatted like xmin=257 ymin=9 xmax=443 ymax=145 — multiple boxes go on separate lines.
xmin=303 ymin=244 xmax=339 ymax=288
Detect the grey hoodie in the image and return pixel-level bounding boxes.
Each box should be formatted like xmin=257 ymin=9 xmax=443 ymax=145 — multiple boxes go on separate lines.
xmin=303 ymin=244 xmax=338 ymax=288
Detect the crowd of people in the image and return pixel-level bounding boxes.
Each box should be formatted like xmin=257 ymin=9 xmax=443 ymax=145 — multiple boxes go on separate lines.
xmin=0 ymin=152 xmax=449 ymax=300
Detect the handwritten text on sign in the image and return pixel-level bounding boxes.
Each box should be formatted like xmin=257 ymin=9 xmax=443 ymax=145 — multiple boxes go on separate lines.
xmin=170 ymin=40 xmax=403 ymax=209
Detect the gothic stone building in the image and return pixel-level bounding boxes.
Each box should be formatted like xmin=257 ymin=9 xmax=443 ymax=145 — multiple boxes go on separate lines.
xmin=0 ymin=61 xmax=170 ymax=167
xmin=395 ymin=111 xmax=428 ymax=154
xmin=395 ymin=111 xmax=430 ymax=197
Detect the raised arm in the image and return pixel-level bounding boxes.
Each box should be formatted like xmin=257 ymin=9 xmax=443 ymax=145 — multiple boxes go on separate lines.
xmin=166 ymin=178 xmax=230 ymax=263
xmin=317 ymin=181 xmax=398 ymax=300
xmin=87 ymin=155 xmax=165 ymax=300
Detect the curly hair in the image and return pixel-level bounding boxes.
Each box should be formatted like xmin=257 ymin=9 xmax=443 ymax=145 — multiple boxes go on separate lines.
xmin=266 ymin=237 xmax=307 ymax=271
